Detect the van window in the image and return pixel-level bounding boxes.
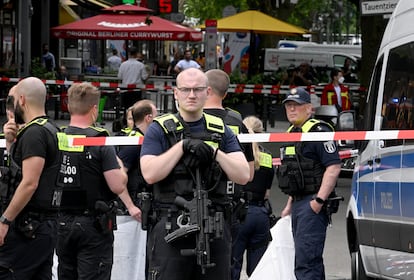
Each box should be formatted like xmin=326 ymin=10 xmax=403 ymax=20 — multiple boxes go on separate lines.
xmin=381 ymin=42 xmax=414 ymax=146
xmin=382 ymin=43 xmax=414 ymax=129
xmin=363 ymin=55 xmax=383 ymax=131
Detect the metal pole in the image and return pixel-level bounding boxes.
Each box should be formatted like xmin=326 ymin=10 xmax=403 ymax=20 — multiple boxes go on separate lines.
xmin=18 ymin=0 xmax=32 ymax=77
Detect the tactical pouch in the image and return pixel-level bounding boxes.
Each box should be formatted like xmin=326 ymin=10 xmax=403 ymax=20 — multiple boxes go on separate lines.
xmin=277 ymin=163 xmax=304 ymax=195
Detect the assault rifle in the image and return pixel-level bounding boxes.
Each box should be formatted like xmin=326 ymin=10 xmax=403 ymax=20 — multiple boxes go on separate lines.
xmin=164 ymin=168 xmax=224 ymax=274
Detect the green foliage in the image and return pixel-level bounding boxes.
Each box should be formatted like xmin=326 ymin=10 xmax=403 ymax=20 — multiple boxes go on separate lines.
xmin=184 ymin=0 xmax=248 ymax=24
xmin=31 ymin=57 xmax=56 ymax=80
xmin=289 ymin=0 xmax=358 ymax=42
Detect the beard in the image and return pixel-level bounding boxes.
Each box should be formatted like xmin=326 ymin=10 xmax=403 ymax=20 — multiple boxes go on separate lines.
xmin=14 ymin=102 xmax=25 ymax=125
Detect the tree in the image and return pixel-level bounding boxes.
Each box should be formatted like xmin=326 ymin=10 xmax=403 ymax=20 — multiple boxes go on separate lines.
xmin=184 ymin=0 xmax=248 ymax=23
xmin=183 ymin=0 xmax=386 ymax=88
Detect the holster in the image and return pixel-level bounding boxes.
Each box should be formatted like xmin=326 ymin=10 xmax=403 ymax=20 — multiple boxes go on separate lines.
xmin=94 ymin=200 xmax=118 ymax=234
xmin=136 ymin=192 xmax=154 ymax=231
xmin=15 ymin=212 xmax=42 ymax=239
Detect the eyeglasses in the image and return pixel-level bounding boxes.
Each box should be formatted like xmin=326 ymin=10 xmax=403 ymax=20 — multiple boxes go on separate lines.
xmin=176 ymin=87 xmax=207 ymax=96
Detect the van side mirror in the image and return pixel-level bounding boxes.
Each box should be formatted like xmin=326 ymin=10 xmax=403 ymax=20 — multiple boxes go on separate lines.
xmin=338 ymin=110 xmax=356 ymax=131
xmin=337 ymin=110 xmax=356 ymax=148
xmin=314 ymin=105 xmax=339 ymax=127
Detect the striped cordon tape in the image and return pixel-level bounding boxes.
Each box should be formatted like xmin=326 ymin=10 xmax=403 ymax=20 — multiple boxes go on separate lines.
xmin=0 ymin=130 xmax=408 ymax=149
xmin=63 ymin=130 xmax=414 ymax=147
xmin=0 ymin=77 xmax=365 ymax=95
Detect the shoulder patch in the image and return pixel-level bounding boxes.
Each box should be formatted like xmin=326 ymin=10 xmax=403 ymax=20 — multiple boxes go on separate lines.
xmin=323 ymin=141 xmax=337 ymax=153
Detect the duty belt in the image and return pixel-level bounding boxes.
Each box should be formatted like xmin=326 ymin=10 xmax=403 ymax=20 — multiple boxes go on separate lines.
xmin=292 ymin=193 xmax=314 ymax=202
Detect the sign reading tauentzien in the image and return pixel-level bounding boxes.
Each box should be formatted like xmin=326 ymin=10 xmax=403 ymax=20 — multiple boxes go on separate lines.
xmin=361 ymin=0 xmax=399 ymax=15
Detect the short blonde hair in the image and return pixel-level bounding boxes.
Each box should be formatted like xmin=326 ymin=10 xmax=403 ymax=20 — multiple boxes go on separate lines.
xmin=68 ymin=83 xmax=100 ymax=115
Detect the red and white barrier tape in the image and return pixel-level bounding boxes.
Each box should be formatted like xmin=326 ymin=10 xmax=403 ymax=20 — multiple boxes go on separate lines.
xmin=272 ymin=149 xmax=359 ymax=166
xmin=0 ymin=77 xmax=365 ymax=95
xmin=63 ymin=129 xmax=413 ymax=147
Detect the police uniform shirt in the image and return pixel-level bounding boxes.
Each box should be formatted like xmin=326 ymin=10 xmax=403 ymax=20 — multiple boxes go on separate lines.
xmin=64 ymin=126 xmax=120 ymax=171
xmin=203 ymin=108 xmax=254 ymax=163
xmin=118 ymin=127 xmax=147 ymax=193
xmin=118 ymin=127 xmax=144 ymax=170
xmin=12 ymin=117 xmax=59 ymax=169
xmin=141 ymin=116 xmax=242 ymax=157
xmin=300 ymin=123 xmax=341 ymax=167
xmin=244 ymin=146 xmax=275 ymax=196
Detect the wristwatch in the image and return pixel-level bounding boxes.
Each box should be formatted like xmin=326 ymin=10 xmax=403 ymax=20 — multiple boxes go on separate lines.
xmin=314 ymin=196 xmax=326 ymax=205
xmin=0 ymin=215 xmax=11 ymax=226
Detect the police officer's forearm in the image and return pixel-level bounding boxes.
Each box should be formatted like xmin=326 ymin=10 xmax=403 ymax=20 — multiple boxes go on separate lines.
xmin=140 ymin=142 xmax=184 ymax=184
xmin=118 ymin=189 xmax=142 ymax=222
xmin=2 ymin=181 xmax=37 ymax=222
xmin=215 ymin=150 xmax=249 ymax=185
xmin=248 ymin=161 xmax=255 ymax=182
xmin=104 ymin=168 xmax=128 ymax=195
xmin=317 ymin=163 xmax=341 ymax=200
xmin=281 ymin=197 xmax=293 ymax=217
xmin=3 ymin=156 xmax=46 ymax=221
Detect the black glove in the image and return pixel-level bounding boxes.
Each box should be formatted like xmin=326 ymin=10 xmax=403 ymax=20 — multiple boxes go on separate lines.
xmin=182 ymin=139 xmax=214 ymax=166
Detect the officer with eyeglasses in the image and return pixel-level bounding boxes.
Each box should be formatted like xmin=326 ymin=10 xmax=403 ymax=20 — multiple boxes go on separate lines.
xmin=140 ymin=68 xmax=250 ymax=279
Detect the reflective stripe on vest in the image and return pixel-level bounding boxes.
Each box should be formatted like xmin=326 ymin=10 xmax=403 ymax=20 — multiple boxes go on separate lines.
xmin=259 ymin=151 xmax=272 ymax=168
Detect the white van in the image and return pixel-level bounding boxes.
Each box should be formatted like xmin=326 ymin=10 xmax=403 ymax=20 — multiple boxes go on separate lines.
xmin=346 ymin=0 xmax=414 ymax=279
xmin=278 ymin=40 xmax=362 ymax=58
xmin=263 ymin=48 xmax=359 ymax=76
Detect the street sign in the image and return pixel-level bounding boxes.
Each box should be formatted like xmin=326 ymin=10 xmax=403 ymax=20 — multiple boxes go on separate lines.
xmin=361 ymin=0 xmax=399 ymax=15
xmin=205 ymin=19 xmax=217 ymax=71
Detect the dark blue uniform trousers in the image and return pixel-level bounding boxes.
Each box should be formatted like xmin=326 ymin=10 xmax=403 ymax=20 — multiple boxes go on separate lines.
xmin=291 ymin=195 xmax=328 ymax=280
xmin=231 ymin=205 xmax=270 ymax=279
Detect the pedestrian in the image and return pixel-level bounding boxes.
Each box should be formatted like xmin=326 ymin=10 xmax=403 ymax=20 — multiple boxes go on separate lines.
xmin=118 ymin=46 xmax=149 ymax=113
xmin=167 ymin=51 xmax=181 ymax=77
xmin=279 ymin=87 xmax=341 ymax=280
xmin=107 ymin=49 xmax=122 ymax=72
xmin=0 ymin=77 xmax=61 ymax=279
xmin=158 ymin=55 xmax=169 ymax=76
xmin=291 ymin=62 xmax=315 ymax=86
xmin=174 ymin=49 xmax=200 ymax=74
xmin=231 ymin=116 xmax=275 ymax=280
xmin=42 ymin=43 xmax=55 ymax=72
xmin=140 ymin=68 xmax=250 ymax=279
xmin=321 ymin=68 xmax=352 ymax=112
xmin=56 ymin=65 xmax=69 ymax=81
xmin=55 ymin=82 xmax=141 ymax=280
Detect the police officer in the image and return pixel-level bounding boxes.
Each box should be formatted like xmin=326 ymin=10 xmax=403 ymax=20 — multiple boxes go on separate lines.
xmin=116 ymin=99 xmax=157 ymax=280
xmin=140 ymin=68 xmax=250 ymax=279
xmin=204 ymin=69 xmax=254 ymax=179
xmin=0 ymin=77 xmax=61 ymax=279
xmin=231 ymin=116 xmax=274 ymax=280
xmin=279 ymin=87 xmax=341 ymax=280
xmin=55 ymin=83 xmax=141 ymax=280
xmin=204 ymin=69 xmax=256 ymax=279
xmin=118 ymin=99 xmax=157 ymax=205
